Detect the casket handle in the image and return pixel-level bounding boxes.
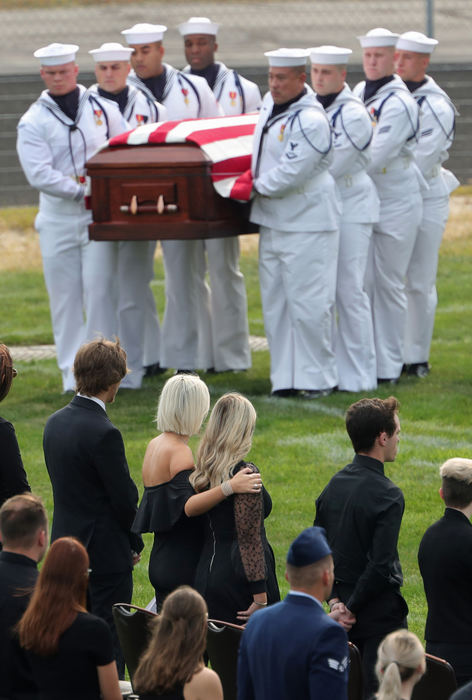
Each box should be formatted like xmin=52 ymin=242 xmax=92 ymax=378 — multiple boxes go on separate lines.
xmin=120 ymin=195 xmax=178 ymax=215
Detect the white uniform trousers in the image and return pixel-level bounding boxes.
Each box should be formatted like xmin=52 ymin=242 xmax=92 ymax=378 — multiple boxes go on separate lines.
xmin=403 ymin=194 xmax=449 ymax=364
xmin=368 ymin=193 xmax=423 ymax=379
xmin=160 ymin=239 xmax=213 ymax=370
xmin=335 ymin=221 xmax=377 ymax=392
xmin=115 ymin=240 xmax=158 ymax=389
xmin=37 ymin=215 xmax=118 ymax=392
xmin=142 ymin=240 xmax=162 ymax=368
xmin=160 ymin=238 xmax=251 ymax=371
xmin=259 ymin=226 xmax=339 ymax=392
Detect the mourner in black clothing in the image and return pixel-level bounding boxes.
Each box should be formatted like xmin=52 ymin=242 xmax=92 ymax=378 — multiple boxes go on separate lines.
xmin=314 ymin=396 xmax=408 ymax=698
xmin=0 ymin=493 xmax=48 ymax=699
xmin=418 ymin=457 xmax=472 ymax=687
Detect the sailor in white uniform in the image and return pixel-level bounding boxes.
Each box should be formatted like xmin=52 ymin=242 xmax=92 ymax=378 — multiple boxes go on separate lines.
xmin=353 ymin=28 xmax=423 ymax=383
xmin=88 ymin=42 xmax=168 ymax=388
xmin=121 ymin=23 xmax=223 ymax=372
xmin=310 ymin=45 xmax=379 ymax=392
xmin=177 ymin=16 xmax=263 ymax=373
xmin=17 ymin=43 xmax=128 ymax=392
xmin=251 ymin=49 xmax=341 ymax=398
xmin=395 ymin=31 xmax=459 ymax=377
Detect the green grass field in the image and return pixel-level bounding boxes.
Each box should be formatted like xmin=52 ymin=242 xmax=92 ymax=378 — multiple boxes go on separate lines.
xmin=1 ymin=197 xmax=472 ymax=641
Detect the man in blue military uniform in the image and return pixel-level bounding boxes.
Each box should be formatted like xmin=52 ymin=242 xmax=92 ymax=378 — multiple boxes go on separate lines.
xmin=237 ymin=526 xmax=349 ymax=700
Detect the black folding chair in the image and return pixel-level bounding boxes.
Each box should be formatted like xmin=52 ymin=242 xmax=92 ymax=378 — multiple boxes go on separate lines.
xmin=206 ymin=619 xmax=245 ymax=700
xmin=112 ymin=603 xmax=157 ymax=685
xmin=348 ymin=641 xmax=364 ymax=700
xmin=412 ymin=652 xmax=457 ymax=700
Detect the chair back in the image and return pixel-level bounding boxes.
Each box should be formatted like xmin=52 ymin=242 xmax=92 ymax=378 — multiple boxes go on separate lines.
xmin=206 ymin=619 xmax=244 ymax=700
xmin=412 ymin=653 xmax=457 ymax=700
xmin=348 ymin=641 xmax=364 ymax=700
xmin=112 ymin=603 xmax=157 ymax=685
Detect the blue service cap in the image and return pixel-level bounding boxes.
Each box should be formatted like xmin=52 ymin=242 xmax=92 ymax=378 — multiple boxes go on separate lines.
xmin=287 ymin=526 xmax=332 ymax=566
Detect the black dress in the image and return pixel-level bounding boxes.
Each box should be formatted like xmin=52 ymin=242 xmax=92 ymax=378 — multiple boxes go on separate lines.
xmin=0 ymin=416 xmax=30 ymax=507
xmin=133 ymin=469 xmax=204 ymax=609
xmin=195 ymin=461 xmax=280 ymax=625
xmin=14 ymin=611 xmax=114 ymax=700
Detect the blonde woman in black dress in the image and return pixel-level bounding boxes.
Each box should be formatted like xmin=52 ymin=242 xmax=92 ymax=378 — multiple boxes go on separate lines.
xmin=191 ymin=392 xmax=279 ymax=624
xmin=133 ymin=376 xmax=261 ymax=609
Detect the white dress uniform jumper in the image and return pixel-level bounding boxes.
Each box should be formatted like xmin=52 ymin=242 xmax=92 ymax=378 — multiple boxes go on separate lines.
xmin=323 ymin=84 xmax=380 ymax=392
xmin=88 ymin=82 xmax=168 ymax=388
xmin=17 ymin=86 xmax=128 ymax=391
xmin=251 ymin=86 xmax=341 ymax=393
xmin=403 ymin=75 xmax=459 ymax=367
xmin=353 ymin=75 xmax=423 ymax=381
xmin=177 ymin=61 xmax=263 ymax=372
xmin=127 ymin=66 xmax=224 ymax=371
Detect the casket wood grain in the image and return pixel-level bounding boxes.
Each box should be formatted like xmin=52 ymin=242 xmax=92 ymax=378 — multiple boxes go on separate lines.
xmin=86 ymin=143 xmax=256 ymax=241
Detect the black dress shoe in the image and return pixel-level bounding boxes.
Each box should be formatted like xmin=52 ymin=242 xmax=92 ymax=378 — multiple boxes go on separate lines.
xmin=175 ymin=369 xmax=198 ymax=376
xmin=407 ymin=362 xmax=430 ymax=378
xmin=377 ymin=377 xmax=399 ymax=385
xmin=143 ymin=362 xmax=167 ymax=377
xmin=299 ymin=387 xmax=335 ymax=399
xmin=271 ymin=389 xmax=299 ymax=398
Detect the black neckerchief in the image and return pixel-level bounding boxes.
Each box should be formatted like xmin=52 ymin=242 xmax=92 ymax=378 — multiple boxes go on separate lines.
xmin=49 ymin=86 xmax=80 ymax=121
xmin=316 ymin=90 xmax=342 ymax=110
xmin=404 ymin=78 xmax=428 ymax=93
xmin=190 ymin=63 xmax=219 ymax=91
xmin=270 ymin=87 xmax=307 ymax=120
xmin=363 ymin=75 xmax=395 ymax=103
xmin=142 ymin=67 xmax=167 ymax=102
xmin=97 ymin=85 xmax=129 ymax=115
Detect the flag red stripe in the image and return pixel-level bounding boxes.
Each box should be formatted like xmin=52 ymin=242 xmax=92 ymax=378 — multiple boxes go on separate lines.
xmin=210 ymin=155 xmax=252 ymax=181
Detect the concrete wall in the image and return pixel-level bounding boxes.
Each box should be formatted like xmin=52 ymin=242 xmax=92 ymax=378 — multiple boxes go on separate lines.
xmin=2 ymin=64 xmax=471 ymax=208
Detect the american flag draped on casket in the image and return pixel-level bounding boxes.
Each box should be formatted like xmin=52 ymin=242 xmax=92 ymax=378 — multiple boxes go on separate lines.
xmin=107 ymin=113 xmax=259 ymax=201
xmin=86 ymin=113 xmax=258 ymax=241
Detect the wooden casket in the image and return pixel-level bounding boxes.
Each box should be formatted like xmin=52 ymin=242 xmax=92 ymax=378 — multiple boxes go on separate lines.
xmin=86 ymin=115 xmax=259 ymax=241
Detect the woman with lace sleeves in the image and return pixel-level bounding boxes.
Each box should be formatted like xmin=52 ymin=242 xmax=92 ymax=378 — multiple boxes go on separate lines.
xmin=132 ymin=376 xmax=261 ymax=610
xmin=190 ymin=393 xmax=280 ymax=624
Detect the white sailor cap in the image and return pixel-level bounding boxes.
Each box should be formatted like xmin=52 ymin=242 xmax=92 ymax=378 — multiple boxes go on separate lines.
xmin=178 ymin=17 xmax=219 ymax=37
xmin=309 ymin=45 xmax=353 ymax=65
xmin=89 ymin=43 xmax=133 ymax=62
xmin=396 ymin=31 xmax=438 ymax=54
xmin=358 ymin=28 xmax=399 ymax=48
xmin=121 ymin=24 xmax=167 ymax=45
xmin=264 ymin=48 xmax=309 ymax=67
xmin=34 ymin=43 xmax=79 ymax=66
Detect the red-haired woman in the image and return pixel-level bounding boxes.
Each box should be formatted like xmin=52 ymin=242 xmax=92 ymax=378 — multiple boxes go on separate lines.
xmin=0 ymin=344 xmax=30 ymax=508
xmin=16 ymin=537 xmax=121 ymax=700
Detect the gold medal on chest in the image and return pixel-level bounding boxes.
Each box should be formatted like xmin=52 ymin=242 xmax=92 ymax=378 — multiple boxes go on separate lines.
xmin=93 ymin=109 xmax=103 ymax=126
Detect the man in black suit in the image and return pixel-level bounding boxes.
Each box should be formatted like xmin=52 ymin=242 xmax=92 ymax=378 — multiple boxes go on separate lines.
xmin=0 ymin=492 xmax=48 ymax=698
xmin=43 ymin=338 xmax=143 ymax=677
xmin=418 ymin=457 xmax=472 ymax=687
xmin=314 ymin=396 xmax=408 ymax=698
